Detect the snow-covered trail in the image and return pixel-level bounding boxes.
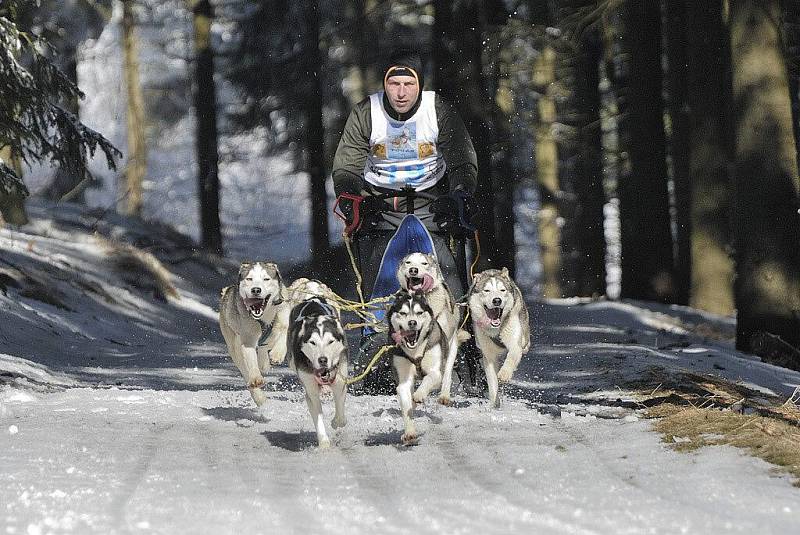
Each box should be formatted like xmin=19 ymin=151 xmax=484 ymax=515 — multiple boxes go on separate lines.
xmin=3 ymin=382 xmax=798 ymax=535
xmin=2 ymin=202 xmax=800 ymax=534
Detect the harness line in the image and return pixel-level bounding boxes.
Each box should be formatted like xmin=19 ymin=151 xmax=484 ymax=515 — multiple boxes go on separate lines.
xmin=345 ymin=344 xmax=395 ymax=385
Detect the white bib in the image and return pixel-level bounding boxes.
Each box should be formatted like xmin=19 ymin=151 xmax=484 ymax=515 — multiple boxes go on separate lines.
xmin=363 ymin=91 xmax=446 ymax=191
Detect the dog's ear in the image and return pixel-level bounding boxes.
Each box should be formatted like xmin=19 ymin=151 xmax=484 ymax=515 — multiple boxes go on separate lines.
xmin=466 ymin=271 xmax=483 ymax=297
xmin=238 ymin=262 xmax=253 ymax=281
xmin=269 ymin=263 xmax=285 ymax=304
xmin=501 ymin=267 xmax=509 ymax=278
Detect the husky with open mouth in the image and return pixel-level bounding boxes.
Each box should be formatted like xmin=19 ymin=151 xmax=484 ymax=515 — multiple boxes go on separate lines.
xmin=219 ymin=261 xmax=285 ymax=406
xmin=467 ymin=268 xmax=530 ymax=408
xmin=387 ymin=290 xmax=448 ymax=445
xmin=396 ymin=252 xmax=465 ymax=406
xmin=286 ymin=295 xmax=348 ymax=448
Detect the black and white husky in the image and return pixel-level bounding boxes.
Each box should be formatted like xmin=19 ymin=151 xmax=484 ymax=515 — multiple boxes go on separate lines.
xmin=219 ymin=262 xmax=285 ymax=406
xmin=387 ymin=290 xmax=448 ymax=445
xmin=396 ymin=252 xmax=466 ymax=405
xmin=286 ymin=296 xmax=348 ymax=448
xmin=467 ymin=268 xmax=530 ymax=407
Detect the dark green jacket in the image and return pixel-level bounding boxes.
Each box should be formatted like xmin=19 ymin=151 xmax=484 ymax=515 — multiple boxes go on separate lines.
xmin=332 ymin=92 xmax=478 ymax=198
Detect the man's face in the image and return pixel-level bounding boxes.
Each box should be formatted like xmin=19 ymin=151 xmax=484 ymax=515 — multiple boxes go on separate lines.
xmin=385 ymin=75 xmax=419 ymax=114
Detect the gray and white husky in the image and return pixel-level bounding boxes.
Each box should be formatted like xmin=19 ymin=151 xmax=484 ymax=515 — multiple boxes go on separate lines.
xmin=396 ymin=252 xmax=466 ymax=405
xmin=387 ymin=290 xmax=448 ymax=445
xmin=467 ymin=268 xmax=530 ymax=408
xmin=286 ymin=295 xmax=348 ymax=448
xmin=219 ymin=262 xmax=285 ymax=406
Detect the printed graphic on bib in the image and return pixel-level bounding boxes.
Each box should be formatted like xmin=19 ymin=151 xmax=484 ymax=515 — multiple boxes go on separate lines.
xmin=387 ymin=122 xmax=419 ymax=160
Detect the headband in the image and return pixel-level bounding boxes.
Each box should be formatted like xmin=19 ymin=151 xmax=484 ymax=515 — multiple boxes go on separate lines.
xmin=383 ymin=66 xmax=420 ymax=88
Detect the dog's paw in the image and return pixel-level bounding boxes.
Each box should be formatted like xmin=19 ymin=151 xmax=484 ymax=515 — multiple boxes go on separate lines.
xmin=248 ymin=376 xmax=265 ymax=389
xmin=331 ymin=415 xmax=347 ymax=429
xmin=412 ymin=392 xmax=427 ymax=404
xmin=250 ymin=388 xmax=267 ymax=407
xmin=437 ymin=395 xmax=452 ymax=406
xmin=401 ymin=431 xmax=418 ymax=445
xmin=318 ymin=438 xmax=331 ymax=449
xmin=269 ymin=353 xmax=285 ymax=365
xmin=497 ymin=368 xmax=513 ymax=383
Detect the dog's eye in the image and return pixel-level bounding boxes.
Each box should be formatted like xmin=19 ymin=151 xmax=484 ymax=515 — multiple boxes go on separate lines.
xmin=500 ymin=288 xmax=507 ymax=292
xmin=246 ymin=277 xmax=253 ymax=282
xmin=308 ymin=340 xmax=317 ymax=346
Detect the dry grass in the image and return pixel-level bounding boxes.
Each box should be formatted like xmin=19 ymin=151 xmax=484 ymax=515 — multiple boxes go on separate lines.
xmin=651 ymin=406 xmax=800 ymax=486
xmin=628 ymin=369 xmax=800 ymax=487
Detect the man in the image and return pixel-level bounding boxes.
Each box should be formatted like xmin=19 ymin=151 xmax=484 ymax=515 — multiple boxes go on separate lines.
xmin=332 ymin=47 xmax=481 ymax=394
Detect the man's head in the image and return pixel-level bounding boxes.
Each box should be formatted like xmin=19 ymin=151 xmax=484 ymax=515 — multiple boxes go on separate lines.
xmin=383 ymin=48 xmax=424 ymax=115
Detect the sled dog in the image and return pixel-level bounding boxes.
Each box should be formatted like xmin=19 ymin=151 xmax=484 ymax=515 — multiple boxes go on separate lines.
xmin=396 ymin=252 xmax=465 ymax=405
xmin=387 ymin=290 xmax=448 ymax=444
xmin=267 ymin=278 xmax=339 ymax=364
xmin=286 ymin=293 xmax=348 ymax=448
xmin=467 ymin=268 xmax=530 ymax=407
xmin=219 ymin=261 xmax=285 ymax=406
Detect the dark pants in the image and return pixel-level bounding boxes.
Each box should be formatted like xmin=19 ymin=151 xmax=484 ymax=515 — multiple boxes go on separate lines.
xmin=350 ymin=229 xmax=483 ymax=395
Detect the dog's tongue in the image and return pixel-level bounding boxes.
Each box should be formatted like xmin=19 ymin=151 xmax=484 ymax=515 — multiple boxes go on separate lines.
xmin=391 ymin=331 xmax=406 ymax=345
xmin=314 ymin=368 xmax=334 ymax=386
xmin=409 ymin=273 xmax=434 ymax=292
xmin=476 ymin=315 xmax=493 ymax=328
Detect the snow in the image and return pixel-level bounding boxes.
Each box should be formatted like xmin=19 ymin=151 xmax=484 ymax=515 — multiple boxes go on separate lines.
xmin=1 ymin=200 xmax=799 ymax=534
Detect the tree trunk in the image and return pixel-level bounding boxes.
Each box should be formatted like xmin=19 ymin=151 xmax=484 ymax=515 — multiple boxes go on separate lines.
xmin=350 ymin=0 xmax=381 ymax=102
xmin=663 ymin=0 xmax=691 ymax=306
xmin=574 ymin=29 xmax=607 ymax=297
xmin=191 ymin=0 xmax=223 ymax=255
xmin=487 ymin=24 xmax=516 ymax=276
xmin=302 ymin=0 xmax=331 ymax=274
xmin=686 ymin=0 xmax=735 ymax=315
xmin=433 ymin=0 xmax=498 ymax=271
xmin=0 ymin=146 xmax=27 ymax=225
xmin=785 ymin=2 xmax=800 ymax=167
xmin=532 ymin=46 xmax=562 ymax=298
xmin=120 ymin=0 xmax=146 ymax=217
xmin=729 ymin=0 xmax=800 ymax=354
xmin=617 ymin=0 xmax=675 ymax=302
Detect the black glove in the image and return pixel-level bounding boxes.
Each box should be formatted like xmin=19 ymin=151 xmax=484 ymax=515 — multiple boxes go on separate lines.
xmin=430 ymin=190 xmax=477 ymax=238
xmin=339 ymin=194 xmax=385 ymax=232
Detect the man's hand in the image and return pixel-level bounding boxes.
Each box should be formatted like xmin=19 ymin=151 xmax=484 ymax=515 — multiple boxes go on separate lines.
xmin=337 ymin=194 xmax=386 ymax=234
xmin=430 ymin=189 xmax=477 ymax=238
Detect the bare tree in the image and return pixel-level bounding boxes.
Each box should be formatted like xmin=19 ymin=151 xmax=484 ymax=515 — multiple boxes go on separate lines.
xmin=433 ymin=0 xmax=498 ymax=270
xmin=616 ymin=0 xmax=674 ymax=302
xmin=686 ymin=0 xmax=735 ymax=315
xmin=663 ymin=0 xmax=691 ymax=306
xmin=120 ymin=0 xmax=146 ymax=217
xmin=190 ymin=0 xmax=223 ymax=254
xmin=729 ymin=0 xmax=800 ymax=357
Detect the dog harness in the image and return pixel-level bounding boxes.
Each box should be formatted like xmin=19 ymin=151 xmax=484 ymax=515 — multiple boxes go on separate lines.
xmin=292 ymin=298 xmax=338 ymax=323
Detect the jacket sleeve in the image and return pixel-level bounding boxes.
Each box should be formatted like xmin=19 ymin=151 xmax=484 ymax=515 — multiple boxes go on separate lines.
xmin=435 ymin=95 xmax=478 ymax=194
xmin=332 ymin=98 xmax=371 ymax=197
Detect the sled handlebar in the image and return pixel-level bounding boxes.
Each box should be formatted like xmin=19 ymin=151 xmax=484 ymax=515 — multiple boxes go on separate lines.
xmin=333 ymin=187 xmax=438 ymax=236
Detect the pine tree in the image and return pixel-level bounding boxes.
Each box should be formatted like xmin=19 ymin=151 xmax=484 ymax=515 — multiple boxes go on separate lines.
xmin=0 ymin=0 xmax=119 ymax=222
